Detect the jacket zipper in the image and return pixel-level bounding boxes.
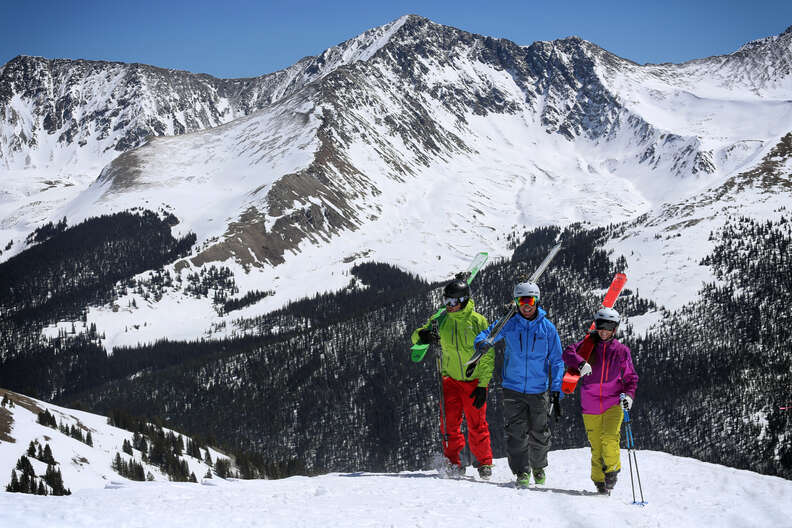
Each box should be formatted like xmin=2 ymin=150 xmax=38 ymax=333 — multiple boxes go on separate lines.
xmin=521 ymin=331 xmax=537 ymax=394
xmin=599 ymin=342 xmax=608 ymax=413
xmin=454 ymin=321 xmax=465 ymax=379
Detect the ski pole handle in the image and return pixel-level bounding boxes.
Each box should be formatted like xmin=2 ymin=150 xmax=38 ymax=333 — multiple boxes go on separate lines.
xmin=620 ymin=393 xmax=631 ymax=422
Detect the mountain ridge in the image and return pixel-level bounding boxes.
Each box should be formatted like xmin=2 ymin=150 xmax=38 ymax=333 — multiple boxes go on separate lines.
xmin=1 ymin=15 xmax=791 ymax=342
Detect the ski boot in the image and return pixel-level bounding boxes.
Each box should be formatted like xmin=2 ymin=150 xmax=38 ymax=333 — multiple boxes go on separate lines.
xmin=595 ymin=481 xmax=610 ymax=495
xmin=477 ymin=464 xmax=493 ymax=480
xmin=532 ymin=468 xmax=546 ymax=485
xmin=441 ymin=462 xmax=466 ymax=479
xmin=516 ymin=472 xmax=531 ymax=488
xmin=604 ymin=470 xmax=619 ymax=491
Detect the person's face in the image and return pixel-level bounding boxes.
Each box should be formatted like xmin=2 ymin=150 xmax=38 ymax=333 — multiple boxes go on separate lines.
xmin=516 ymin=296 xmax=538 ymax=318
xmin=597 ymin=328 xmax=614 ymax=341
xmin=444 ymin=296 xmax=466 ymax=313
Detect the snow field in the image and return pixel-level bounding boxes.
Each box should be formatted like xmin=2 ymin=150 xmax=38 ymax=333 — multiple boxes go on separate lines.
xmin=2 ymin=449 xmax=791 ymax=527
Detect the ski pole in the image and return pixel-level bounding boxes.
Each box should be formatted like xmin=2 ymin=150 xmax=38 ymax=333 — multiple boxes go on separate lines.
xmin=436 ymin=325 xmax=449 ymax=452
xmin=620 ymin=393 xmax=646 ymax=505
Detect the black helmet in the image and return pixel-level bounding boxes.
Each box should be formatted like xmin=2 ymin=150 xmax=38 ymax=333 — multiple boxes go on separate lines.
xmin=443 ymin=279 xmax=470 ymax=298
xmin=442 ymin=279 xmax=470 ymax=308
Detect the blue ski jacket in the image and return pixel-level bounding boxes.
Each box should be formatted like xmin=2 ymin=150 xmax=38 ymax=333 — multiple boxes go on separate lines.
xmin=475 ymin=307 xmax=564 ymax=395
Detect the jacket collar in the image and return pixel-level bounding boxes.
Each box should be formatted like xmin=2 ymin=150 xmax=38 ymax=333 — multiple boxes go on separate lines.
xmin=446 ymin=298 xmax=475 ymax=320
xmin=515 ymin=306 xmax=546 ymax=327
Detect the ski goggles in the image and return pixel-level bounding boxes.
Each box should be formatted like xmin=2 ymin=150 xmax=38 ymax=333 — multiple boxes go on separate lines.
xmin=595 ymin=319 xmax=619 ymax=331
xmin=443 ymin=296 xmax=467 ymax=307
xmin=515 ymin=296 xmax=538 ymax=307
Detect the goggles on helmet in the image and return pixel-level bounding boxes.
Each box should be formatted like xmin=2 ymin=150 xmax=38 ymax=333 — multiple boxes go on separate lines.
xmin=595 ymin=319 xmax=618 ymax=331
xmin=515 ymin=296 xmax=538 ymax=307
xmin=443 ymin=296 xmax=467 ymax=307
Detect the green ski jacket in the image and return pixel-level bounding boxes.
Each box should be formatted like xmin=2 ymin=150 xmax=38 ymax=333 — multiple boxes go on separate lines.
xmin=411 ymin=299 xmax=494 ymax=387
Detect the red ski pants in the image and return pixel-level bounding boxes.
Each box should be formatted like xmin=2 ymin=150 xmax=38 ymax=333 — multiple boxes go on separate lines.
xmin=441 ymin=377 xmax=493 ymax=466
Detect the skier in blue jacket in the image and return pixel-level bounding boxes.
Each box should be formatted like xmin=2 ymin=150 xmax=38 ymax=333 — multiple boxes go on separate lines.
xmin=474 ymin=280 xmax=564 ymax=487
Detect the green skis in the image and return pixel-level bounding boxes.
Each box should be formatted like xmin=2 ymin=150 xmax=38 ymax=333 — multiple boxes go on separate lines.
xmin=410 ymin=252 xmax=489 ymax=363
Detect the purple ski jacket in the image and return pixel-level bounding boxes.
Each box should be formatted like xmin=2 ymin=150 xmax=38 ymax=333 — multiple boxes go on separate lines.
xmin=563 ymin=335 xmax=638 ymax=415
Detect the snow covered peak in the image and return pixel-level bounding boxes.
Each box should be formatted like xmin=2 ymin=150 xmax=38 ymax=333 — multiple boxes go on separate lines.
xmin=311 ymin=14 xmax=411 ymax=67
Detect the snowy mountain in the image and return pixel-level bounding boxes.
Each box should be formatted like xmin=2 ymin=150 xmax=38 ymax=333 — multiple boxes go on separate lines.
xmin=2 ymin=16 xmax=791 ymax=347
xmin=0 ymin=16 xmax=408 ymax=260
xmin=0 ymin=388 xmax=236 ymax=494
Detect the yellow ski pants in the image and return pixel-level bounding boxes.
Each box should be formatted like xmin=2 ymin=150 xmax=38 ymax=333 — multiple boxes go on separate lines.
xmin=583 ymin=404 xmax=623 ymax=483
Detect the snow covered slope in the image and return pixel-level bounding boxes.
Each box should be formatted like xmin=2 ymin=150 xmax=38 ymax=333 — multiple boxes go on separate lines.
xmin=3 ymin=15 xmax=792 ymax=346
xmin=1 ymin=446 xmax=790 ymax=527
xmin=0 ymin=389 xmax=230 ymax=492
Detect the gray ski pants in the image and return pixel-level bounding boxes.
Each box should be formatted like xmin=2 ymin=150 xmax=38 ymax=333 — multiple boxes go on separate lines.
xmin=502 ymin=388 xmax=551 ymax=475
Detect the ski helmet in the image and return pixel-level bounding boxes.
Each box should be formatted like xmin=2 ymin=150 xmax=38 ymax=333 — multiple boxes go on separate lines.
xmin=443 ymin=279 xmax=470 ymax=308
xmin=513 ymin=281 xmax=540 ymax=300
xmin=594 ymin=307 xmax=620 ymax=331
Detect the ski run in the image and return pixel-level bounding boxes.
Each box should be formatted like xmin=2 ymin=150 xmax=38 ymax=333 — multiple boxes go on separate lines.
xmin=2 ymin=449 xmax=791 ymax=527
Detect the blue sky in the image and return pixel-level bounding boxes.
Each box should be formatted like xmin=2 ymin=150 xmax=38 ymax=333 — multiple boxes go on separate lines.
xmin=2 ymin=0 xmax=791 ymax=78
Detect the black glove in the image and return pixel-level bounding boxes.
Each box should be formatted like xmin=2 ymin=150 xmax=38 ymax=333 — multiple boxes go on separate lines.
xmin=470 ymin=386 xmax=487 ymax=409
xmin=551 ymin=391 xmax=562 ymax=418
xmin=417 ymin=327 xmax=440 ymax=345
xmin=474 ymin=340 xmax=489 ymax=355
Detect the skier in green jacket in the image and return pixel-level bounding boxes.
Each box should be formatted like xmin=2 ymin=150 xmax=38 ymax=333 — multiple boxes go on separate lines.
xmin=411 ymin=278 xmax=495 ymax=479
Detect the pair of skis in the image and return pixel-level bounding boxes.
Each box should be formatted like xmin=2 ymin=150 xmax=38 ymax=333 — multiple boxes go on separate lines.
xmin=561 ymin=272 xmax=628 ymax=394
xmin=463 ymin=242 xmax=563 ymax=378
xmin=410 ymin=251 xmax=490 ymax=363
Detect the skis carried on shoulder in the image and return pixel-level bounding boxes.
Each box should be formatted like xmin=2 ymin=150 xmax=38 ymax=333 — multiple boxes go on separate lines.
xmin=410 ymin=251 xmax=489 ymax=363
xmin=561 ymin=272 xmax=628 ymax=394
xmin=463 ymin=242 xmax=562 ymax=378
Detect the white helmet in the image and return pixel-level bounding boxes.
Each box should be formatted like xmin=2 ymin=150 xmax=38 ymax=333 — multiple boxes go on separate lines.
xmin=513 ymin=281 xmax=540 ymax=300
xmin=594 ymin=307 xmax=620 ymax=330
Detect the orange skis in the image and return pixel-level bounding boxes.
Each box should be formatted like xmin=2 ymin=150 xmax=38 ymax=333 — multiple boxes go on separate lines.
xmin=561 ymin=273 xmax=628 ymax=394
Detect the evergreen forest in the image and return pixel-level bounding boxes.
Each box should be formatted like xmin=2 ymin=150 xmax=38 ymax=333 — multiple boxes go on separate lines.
xmin=0 ymin=210 xmax=789 ymax=480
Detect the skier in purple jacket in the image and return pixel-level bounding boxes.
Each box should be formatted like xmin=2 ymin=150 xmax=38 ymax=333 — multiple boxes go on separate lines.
xmin=563 ymin=307 xmax=638 ymax=494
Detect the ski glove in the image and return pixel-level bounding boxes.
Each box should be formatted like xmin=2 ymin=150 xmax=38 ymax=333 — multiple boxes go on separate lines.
xmin=470 ymin=387 xmax=487 ymax=409
xmin=417 ymin=327 xmax=440 ymax=345
xmin=475 ymin=340 xmax=490 ymax=355
xmin=578 ymin=361 xmax=592 ymax=376
xmin=621 ymin=395 xmax=633 ymax=410
xmin=550 ymin=391 xmax=562 ymax=418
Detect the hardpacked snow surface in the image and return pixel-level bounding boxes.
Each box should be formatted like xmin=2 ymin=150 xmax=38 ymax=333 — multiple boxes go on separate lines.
xmin=2 ymin=449 xmax=791 ymax=527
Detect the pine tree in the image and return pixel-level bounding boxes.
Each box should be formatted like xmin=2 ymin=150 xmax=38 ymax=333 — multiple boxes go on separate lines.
xmin=37 ymin=409 xmax=56 ymax=428
xmin=86 ymin=431 xmax=93 ymax=447
xmin=27 ymin=441 xmax=36 ymax=457
xmin=19 ymin=472 xmax=31 ymax=494
xmin=16 ymin=455 xmax=34 ymax=476
xmin=6 ymin=470 xmax=19 ymax=492
xmin=215 ymin=458 xmax=231 ymax=479
xmin=44 ymin=465 xmax=69 ymax=496
xmin=43 ymin=443 xmax=56 ymax=465
xmin=112 ymin=453 xmax=123 ymax=473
